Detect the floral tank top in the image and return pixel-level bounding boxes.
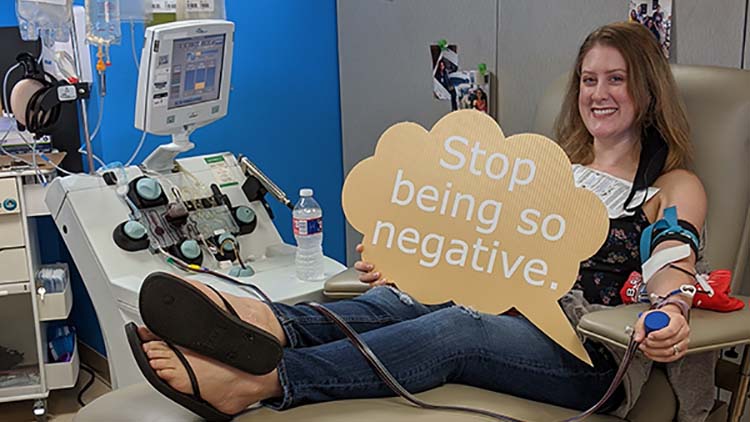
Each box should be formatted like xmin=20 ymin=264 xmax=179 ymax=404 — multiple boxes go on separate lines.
xmin=573 ymin=210 xmax=650 ymax=305
xmin=570 ymin=165 xmax=656 ymax=306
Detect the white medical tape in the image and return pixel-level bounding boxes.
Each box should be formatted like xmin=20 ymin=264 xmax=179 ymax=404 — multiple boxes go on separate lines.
xmin=642 ymin=244 xmax=691 ymax=283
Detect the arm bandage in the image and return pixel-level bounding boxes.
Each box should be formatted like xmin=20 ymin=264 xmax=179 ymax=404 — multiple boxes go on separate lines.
xmin=642 ymin=244 xmax=691 ymax=283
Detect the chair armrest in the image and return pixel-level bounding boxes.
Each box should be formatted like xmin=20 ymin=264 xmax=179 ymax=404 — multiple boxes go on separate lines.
xmin=323 ymin=268 xmax=371 ymax=299
xmin=577 ymin=297 xmax=750 ymax=354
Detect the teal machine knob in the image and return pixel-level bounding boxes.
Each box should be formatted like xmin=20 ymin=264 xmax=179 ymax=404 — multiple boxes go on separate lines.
xmin=235 ymin=206 xmax=256 ymax=225
xmin=135 ymin=178 xmax=163 ymax=201
xmin=218 ymin=233 xmax=237 ymax=252
xmin=123 ymin=221 xmax=147 ymax=240
xmin=180 ymin=240 xmax=202 ymax=260
xmin=229 ymin=265 xmax=255 ymax=277
xmin=3 ymin=198 xmax=17 ymax=211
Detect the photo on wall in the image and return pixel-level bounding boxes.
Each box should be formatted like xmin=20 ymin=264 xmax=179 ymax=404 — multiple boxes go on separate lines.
xmin=430 ymin=44 xmax=459 ymax=109
xmin=454 ymin=70 xmax=491 ymax=116
xmin=628 ymin=0 xmax=672 ymax=57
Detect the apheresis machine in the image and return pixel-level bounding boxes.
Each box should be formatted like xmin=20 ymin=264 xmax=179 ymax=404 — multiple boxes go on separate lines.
xmin=44 ymin=20 xmax=345 ymax=388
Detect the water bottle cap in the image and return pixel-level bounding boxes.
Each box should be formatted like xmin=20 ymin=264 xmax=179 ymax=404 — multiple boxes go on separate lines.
xmin=299 ymin=188 xmax=313 ymax=197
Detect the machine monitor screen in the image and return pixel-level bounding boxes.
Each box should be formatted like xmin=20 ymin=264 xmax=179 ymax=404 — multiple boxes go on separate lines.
xmin=168 ymin=33 xmax=226 ymax=109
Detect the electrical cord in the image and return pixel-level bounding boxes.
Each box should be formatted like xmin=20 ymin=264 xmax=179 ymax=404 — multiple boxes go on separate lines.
xmin=130 ymin=20 xmax=140 ymax=70
xmin=124 ymin=130 xmax=148 ymax=166
xmin=1 ymin=122 xmax=46 ymax=184
xmin=88 ymin=95 xmax=104 ymax=141
xmin=16 ymin=124 xmax=76 ymax=176
xmin=2 ymin=63 xmax=21 ymax=113
xmin=158 ymin=248 xmax=272 ymax=304
xmin=77 ymin=365 xmax=96 ymax=407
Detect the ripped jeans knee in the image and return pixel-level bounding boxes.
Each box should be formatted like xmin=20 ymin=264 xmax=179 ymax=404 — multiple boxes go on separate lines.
xmin=385 ymin=285 xmax=414 ymax=305
xmin=360 ymin=285 xmax=452 ymax=320
xmin=455 ymin=305 xmax=482 ymax=320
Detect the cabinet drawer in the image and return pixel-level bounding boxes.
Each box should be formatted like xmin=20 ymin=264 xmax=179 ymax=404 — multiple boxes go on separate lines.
xmin=0 ymin=214 xmax=25 ymax=249
xmin=38 ymin=277 xmax=73 ymax=321
xmin=0 ymin=248 xmax=29 ymax=284
xmin=45 ymin=341 xmax=80 ymax=390
xmin=0 ymin=178 xmax=20 ymax=216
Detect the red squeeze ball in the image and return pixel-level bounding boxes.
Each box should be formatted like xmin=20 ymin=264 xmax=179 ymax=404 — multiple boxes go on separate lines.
xmin=693 ymin=270 xmax=744 ymax=312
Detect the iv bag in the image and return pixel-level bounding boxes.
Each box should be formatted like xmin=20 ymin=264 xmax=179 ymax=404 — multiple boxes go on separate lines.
xmin=176 ymin=0 xmax=226 ymax=20
xmin=84 ymin=0 xmax=122 ymax=46
xmin=120 ymin=0 xmax=152 ymax=23
xmin=16 ymin=0 xmax=73 ymax=47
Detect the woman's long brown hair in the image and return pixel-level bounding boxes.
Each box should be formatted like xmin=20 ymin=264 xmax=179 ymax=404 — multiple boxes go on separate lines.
xmin=555 ymin=22 xmax=692 ymax=172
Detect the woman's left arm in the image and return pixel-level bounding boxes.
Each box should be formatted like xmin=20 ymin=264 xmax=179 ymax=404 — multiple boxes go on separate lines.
xmin=634 ymin=169 xmax=707 ymax=362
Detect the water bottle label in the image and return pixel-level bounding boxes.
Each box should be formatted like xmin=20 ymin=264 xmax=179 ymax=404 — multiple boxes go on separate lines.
xmin=294 ymin=217 xmax=323 ymax=236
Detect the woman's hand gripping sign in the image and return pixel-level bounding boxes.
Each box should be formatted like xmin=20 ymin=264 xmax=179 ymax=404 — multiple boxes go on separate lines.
xmin=342 ymin=110 xmax=609 ymax=364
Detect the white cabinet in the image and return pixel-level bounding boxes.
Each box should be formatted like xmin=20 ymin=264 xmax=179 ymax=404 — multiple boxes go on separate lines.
xmin=0 ymin=175 xmax=78 ymax=420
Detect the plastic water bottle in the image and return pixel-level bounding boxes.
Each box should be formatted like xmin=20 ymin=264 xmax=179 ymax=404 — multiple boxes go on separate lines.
xmin=293 ymin=188 xmax=325 ymax=281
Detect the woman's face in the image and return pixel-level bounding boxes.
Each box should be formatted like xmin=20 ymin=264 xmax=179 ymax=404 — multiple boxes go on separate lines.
xmin=578 ymin=44 xmax=638 ymax=145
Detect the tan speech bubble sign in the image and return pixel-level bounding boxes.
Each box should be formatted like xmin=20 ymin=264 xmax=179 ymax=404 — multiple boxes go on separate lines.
xmin=342 ymin=110 xmax=609 ymax=364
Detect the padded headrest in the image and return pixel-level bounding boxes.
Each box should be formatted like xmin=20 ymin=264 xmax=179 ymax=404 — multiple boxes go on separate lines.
xmin=9 ymin=78 xmax=45 ymax=127
xmin=532 ymin=65 xmax=750 ymax=293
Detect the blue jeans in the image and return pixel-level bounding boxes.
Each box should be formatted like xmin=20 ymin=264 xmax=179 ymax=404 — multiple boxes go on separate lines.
xmin=265 ymin=286 xmax=622 ymax=412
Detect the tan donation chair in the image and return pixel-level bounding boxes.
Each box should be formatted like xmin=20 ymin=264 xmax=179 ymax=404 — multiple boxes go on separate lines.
xmin=76 ymin=65 xmax=750 ymax=422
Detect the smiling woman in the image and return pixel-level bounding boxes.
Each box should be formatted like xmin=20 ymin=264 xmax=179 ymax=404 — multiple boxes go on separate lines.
xmin=578 ymin=46 xmax=637 ymax=150
xmin=555 ymin=22 xmax=692 ymax=178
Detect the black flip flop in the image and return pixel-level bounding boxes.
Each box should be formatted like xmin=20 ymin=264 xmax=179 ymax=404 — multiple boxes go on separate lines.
xmin=125 ymin=322 xmax=236 ymax=421
xmin=139 ymin=271 xmax=283 ymax=375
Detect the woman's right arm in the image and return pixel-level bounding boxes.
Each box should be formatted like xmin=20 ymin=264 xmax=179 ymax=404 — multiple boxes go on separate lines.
xmin=354 ymin=244 xmax=390 ymax=286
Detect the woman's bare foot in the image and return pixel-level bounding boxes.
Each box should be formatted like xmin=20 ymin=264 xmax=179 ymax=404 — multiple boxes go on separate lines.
xmin=143 ymin=339 xmax=282 ymax=415
xmin=185 ymin=280 xmax=288 ymax=346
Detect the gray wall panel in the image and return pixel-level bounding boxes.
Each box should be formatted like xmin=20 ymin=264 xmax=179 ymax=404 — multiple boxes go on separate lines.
xmin=496 ymin=0 xmax=621 ymax=136
xmin=338 ymin=0 xmax=498 ymax=263
xmin=674 ymin=0 xmax=746 ymax=68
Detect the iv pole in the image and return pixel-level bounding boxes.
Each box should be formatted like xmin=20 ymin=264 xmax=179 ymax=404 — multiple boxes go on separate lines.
xmin=69 ymin=15 xmax=96 ymax=174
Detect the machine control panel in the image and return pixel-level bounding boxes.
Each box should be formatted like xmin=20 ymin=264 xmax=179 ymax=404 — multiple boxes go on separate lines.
xmin=112 ymin=169 xmax=259 ymax=268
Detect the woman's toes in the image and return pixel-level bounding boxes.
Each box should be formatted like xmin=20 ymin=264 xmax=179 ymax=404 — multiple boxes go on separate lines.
xmin=156 ymin=368 xmax=175 ymax=379
xmin=149 ymin=357 xmax=175 ymax=371
xmin=146 ymin=348 xmax=172 ymax=359
xmin=143 ymin=340 xmax=168 ymax=354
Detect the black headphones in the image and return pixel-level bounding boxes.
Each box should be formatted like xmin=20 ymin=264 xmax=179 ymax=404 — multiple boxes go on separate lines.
xmin=7 ymin=52 xmax=89 ymax=137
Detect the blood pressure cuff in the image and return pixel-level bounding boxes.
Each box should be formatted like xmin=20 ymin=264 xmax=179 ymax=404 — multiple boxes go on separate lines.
xmin=640 ymin=206 xmax=700 ymax=262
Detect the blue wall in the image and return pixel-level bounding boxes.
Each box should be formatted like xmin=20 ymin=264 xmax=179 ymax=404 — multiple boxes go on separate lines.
xmin=93 ymin=1 xmax=346 ymax=262
xmin=1 ymin=1 xmax=345 ymax=355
